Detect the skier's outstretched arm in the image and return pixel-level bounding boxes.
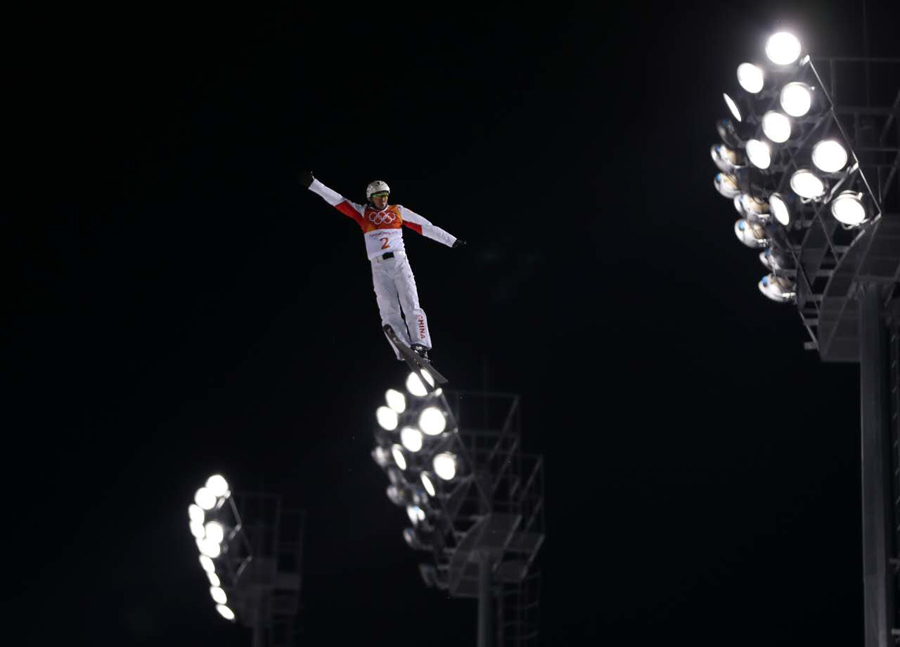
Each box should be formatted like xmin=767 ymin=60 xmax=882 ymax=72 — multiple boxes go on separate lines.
xmin=300 ymin=171 xmax=366 ymax=223
xmin=400 ymin=206 xmax=465 ymax=248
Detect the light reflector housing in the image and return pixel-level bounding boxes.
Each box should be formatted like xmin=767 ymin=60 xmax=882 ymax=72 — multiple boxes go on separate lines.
xmin=790 ymin=169 xmax=826 ymax=199
xmin=737 ymin=63 xmax=764 ymax=93
xmin=391 ymin=444 xmax=407 ymax=471
xmin=200 ymin=555 xmax=216 ymax=574
xmin=769 ymin=193 xmax=791 ymax=226
xmin=205 ymin=475 xmax=230 ymax=498
xmin=421 ymin=472 xmax=436 ymax=497
xmin=736 ymin=194 xmax=770 ymax=219
xmin=385 ymin=389 xmax=407 ymax=413
xmin=189 ymin=504 xmax=205 ymax=524
xmin=210 ymin=586 xmax=228 ymax=605
xmin=734 ymin=219 xmax=768 ymax=248
xmin=746 ymin=139 xmax=771 ymax=170
xmin=812 ymin=140 xmax=848 ymax=173
xmin=418 ymin=407 xmax=447 ymax=436
xmin=197 ymin=537 xmax=222 ymax=558
xmin=216 ymin=604 xmax=235 ymax=621
xmin=766 ymin=32 xmax=802 ymax=66
xmin=761 ymin=111 xmax=791 ymax=143
xmin=830 ymin=191 xmax=867 ymax=225
xmin=714 ymin=173 xmax=740 ymax=198
xmin=190 ymin=520 xmax=206 ymax=539
xmin=204 ymin=521 xmax=225 ymax=545
xmin=723 ymin=93 xmax=742 ymax=122
xmin=406 ymin=505 xmax=426 ymax=525
xmin=405 ymin=371 xmax=434 ymax=397
xmin=710 ymin=144 xmax=742 ymax=174
xmin=780 ymin=82 xmax=813 ymax=117
xmin=194 ymin=487 xmax=217 ymax=511
xmin=376 ymin=406 xmax=399 ymax=431
xmin=400 ymin=426 xmax=424 ymax=453
xmin=758 ymin=274 xmax=795 ymax=303
xmin=433 ymin=453 xmax=458 ymax=481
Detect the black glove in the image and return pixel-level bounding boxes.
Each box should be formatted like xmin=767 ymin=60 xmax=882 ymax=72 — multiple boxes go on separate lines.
xmin=452 ymin=239 xmax=466 ymax=249
xmin=300 ymin=170 xmax=315 ymax=189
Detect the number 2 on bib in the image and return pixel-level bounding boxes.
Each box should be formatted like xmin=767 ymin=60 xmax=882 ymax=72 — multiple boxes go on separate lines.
xmin=380 ymin=237 xmax=389 ymax=250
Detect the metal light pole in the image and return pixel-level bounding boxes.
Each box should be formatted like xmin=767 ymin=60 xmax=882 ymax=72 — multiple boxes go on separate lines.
xmin=477 ymin=549 xmax=496 ymax=647
xmin=708 ymin=33 xmax=900 ymax=647
xmin=860 ymin=284 xmax=894 ymax=647
xmin=372 ymin=386 xmax=545 ymax=647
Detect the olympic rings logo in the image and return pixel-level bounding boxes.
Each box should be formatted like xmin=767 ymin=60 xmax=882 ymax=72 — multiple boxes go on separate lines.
xmin=369 ymin=211 xmax=396 ymax=226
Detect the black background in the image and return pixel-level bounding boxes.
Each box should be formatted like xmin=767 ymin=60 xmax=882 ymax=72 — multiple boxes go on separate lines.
xmin=8 ymin=2 xmax=899 ymax=645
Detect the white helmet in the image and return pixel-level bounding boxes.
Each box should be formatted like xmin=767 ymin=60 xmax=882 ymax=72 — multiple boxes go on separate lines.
xmin=366 ymin=180 xmax=391 ymax=200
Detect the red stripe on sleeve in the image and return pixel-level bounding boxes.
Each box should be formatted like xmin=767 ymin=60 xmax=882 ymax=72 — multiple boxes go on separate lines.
xmin=404 ymin=221 xmax=423 ymax=235
xmin=336 ymin=201 xmax=367 ymax=230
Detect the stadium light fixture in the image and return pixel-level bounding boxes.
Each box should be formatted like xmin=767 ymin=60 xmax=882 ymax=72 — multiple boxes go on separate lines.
xmin=385 ymin=389 xmax=407 ymax=414
xmin=210 ymin=586 xmax=228 ymax=605
xmin=759 ymin=246 xmax=793 ymax=272
xmin=391 ymin=444 xmax=408 ymax=471
xmin=195 ymin=487 xmax=217 ymax=511
xmin=216 ymin=604 xmax=236 ymax=621
xmin=735 ymin=194 xmax=770 ymax=220
xmin=717 ymin=118 xmax=746 ymax=149
xmin=376 ymin=406 xmax=399 ymax=431
xmin=830 ymin=191 xmax=868 ymax=226
xmin=746 ymin=139 xmax=772 ymax=170
xmin=723 ymin=92 xmax=742 ymax=122
xmin=204 ymin=521 xmax=225 ymax=545
xmin=190 ymin=521 xmax=206 ymax=540
xmin=812 ymin=139 xmax=849 ymax=174
xmin=780 ymin=82 xmax=814 ymax=117
xmin=433 ymin=453 xmax=458 ymax=481
xmin=758 ymin=274 xmax=796 ymax=303
xmin=737 ymin=63 xmax=765 ymax=93
xmin=419 ymin=407 xmax=447 ymax=436
xmin=790 ymin=169 xmax=827 ymax=199
xmin=371 ymin=446 xmax=391 ymax=468
xmin=189 ymin=504 xmax=205 ymax=524
xmin=199 ymin=555 xmax=216 ymax=574
xmin=197 ymin=537 xmax=222 ymax=559
xmin=406 ymin=371 xmax=435 ymax=397
xmin=734 ymin=219 xmax=768 ymax=248
xmin=400 ymin=426 xmax=424 ymax=453
xmin=768 ymin=192 xmax=791 ymax=225
xmin=206 ymin=475 xmax=230 ymax=498
xmin=765 ymin=32 xmax=802 ymax=66
xmin=715 ymin=172 xmax=741 ymax=198
xmin=711 ymin=144 xmax=744 ymax=174
xmin=761 ymin=111 xmax=792 ymax=143
xmin=421 ymin=472 xmax=437 ymax=497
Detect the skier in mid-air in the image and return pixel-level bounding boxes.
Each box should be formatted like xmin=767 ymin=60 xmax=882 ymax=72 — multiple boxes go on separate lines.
xmin=300 ymin=171 xmax=465 ymax=363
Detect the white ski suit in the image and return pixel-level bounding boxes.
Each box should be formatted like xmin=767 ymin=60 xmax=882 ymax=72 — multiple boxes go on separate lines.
xmin=308 ymin=179 xmax=457 ymax=357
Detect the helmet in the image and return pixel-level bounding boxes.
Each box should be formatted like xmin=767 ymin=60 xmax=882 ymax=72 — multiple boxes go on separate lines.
xmin=366 ymin=180 xmax=391 ymax=200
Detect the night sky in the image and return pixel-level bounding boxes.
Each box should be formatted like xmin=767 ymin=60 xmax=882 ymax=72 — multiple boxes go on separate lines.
xmin=9 ymin=2 xmax=899 ymax=646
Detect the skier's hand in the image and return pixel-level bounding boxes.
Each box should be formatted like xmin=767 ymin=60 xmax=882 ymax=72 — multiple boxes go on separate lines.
xmin=300 ymin=170 xmax=315 ymax=188
xmin=452 ymin=239 xmax=466 ymax=249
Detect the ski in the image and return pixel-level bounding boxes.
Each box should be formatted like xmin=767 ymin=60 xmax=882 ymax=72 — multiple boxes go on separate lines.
xmin=382 ymin=325 xmax=449 ymax=388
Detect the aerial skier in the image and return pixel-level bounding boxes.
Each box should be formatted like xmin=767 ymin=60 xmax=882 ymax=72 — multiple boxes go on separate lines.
xmin=299 ymin=171 xmax=464 ymax=381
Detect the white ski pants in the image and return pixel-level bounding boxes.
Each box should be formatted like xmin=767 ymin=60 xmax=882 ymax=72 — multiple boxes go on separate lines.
xmin=370 ymin=251 xmax=432 ymax=358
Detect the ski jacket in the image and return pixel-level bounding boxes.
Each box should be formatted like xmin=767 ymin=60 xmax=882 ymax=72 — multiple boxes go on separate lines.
xmin=308 ymin=179 xmax=457 ymax=260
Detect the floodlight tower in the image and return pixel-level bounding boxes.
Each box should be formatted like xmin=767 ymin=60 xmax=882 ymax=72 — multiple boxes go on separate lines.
xmin=709 ymin=31 xmax=900 ymax=647
xmin=187 ymin=475 xmax=306 ymax=647
xmin=372 ymin=373 xmax=545 ymax=647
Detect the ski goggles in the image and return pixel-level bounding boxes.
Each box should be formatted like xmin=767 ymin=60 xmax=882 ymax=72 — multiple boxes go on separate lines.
xmin=371 ymin=191 xmax=390 ymax=199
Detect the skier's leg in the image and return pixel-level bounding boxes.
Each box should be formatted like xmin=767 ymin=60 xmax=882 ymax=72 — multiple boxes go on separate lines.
xmin=371 ymin=259 xmax=408 ymax=359
xmin=394 ymin=252 xmax=432 ymax=350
